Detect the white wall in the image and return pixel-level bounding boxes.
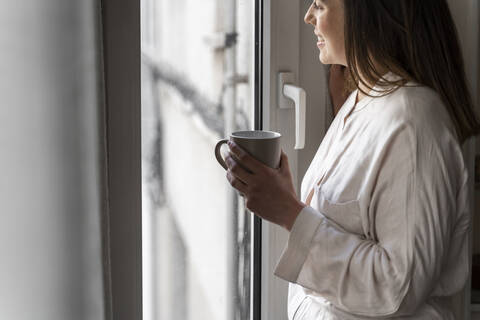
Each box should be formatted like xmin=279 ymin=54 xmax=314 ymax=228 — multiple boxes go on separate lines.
xmin=0 ymin=1 xmax=104 ymax=319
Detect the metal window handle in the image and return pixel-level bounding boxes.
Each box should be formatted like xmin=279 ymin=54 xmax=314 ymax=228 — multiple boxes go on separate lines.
xmin=278 ymin=72 xmax=306 ymax=149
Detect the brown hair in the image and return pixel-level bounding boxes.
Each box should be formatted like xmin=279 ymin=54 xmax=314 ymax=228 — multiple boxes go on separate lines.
xmin=343 ymin=0 xmax=480 ymax=145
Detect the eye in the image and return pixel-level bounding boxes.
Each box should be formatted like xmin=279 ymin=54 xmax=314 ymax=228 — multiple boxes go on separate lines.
xmin=312 ymin=1 xmax=324 ymax=10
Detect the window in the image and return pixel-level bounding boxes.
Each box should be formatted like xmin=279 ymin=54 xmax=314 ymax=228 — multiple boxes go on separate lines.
xmin=108 ymin=0 xmax=478 ymax=318
xmin=140 ymin=0 xmax=331 ymax=319
xmin=140 ymin=1 xmax=258 ymax=319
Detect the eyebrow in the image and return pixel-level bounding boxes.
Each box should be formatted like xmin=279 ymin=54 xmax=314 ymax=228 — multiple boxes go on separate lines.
xmin=311 ymin=0 xmax=327 ymax=6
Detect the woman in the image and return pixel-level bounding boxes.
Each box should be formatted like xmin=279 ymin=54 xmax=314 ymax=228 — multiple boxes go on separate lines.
xmin=224 ymin=0 xmax=480 ymax=318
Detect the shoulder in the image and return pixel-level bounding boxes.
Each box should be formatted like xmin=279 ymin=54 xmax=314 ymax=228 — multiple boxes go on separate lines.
xmin=369 ymin=82 xmax=456 ymax=141
xmin=389 ymin=84 xmax=446 ymax=119
xmin=369 ymin=82 xmax=466 ymax=184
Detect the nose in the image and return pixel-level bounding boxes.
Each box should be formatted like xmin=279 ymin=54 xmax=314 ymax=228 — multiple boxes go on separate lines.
xmin=304 ymin=5 xmax=316 ymax=26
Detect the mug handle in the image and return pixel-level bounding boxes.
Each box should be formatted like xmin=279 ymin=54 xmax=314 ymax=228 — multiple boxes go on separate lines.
xmin=214 ymin=139 xmax=229 ymax=170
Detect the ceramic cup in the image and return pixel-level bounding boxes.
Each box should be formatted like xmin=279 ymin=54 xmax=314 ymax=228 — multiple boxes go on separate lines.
xmin=214 ymin=130 xmax=282 ymax=170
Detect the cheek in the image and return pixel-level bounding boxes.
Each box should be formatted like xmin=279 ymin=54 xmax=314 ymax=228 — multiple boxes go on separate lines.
xmin=319 ymin=14 xmax=342 ymax=46
xmin=318 ymin=15 xmax=331 ymax=37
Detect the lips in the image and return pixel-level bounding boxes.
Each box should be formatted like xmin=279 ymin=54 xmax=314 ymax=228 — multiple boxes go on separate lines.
xmin=314 ymin=30 xmax=325 ymax=48
xmin=315 ymin=33 xmax=325 ymax=47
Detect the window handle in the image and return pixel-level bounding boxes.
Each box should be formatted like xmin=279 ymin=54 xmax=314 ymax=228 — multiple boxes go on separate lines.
xmin=278 ymin=72 xmax=306 ymax=150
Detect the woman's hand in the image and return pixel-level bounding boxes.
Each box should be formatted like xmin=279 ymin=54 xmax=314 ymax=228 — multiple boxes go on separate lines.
xmin=225 ymin=140 xmax=306 ymax=231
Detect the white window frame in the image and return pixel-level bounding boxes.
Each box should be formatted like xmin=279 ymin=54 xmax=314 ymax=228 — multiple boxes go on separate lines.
xmin=259 ymin=0 xmax=331 ymax=319
xmin=101 ymin=0 xmax=478 ymax=319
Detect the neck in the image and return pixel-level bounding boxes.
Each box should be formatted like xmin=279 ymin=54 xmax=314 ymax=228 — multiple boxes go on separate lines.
xmin=355 ymin=81 xmax=371 ymax=103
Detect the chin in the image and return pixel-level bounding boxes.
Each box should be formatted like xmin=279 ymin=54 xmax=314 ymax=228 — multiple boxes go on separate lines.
xmin=319 ymin=51 xmax=344 ymax=65
xmin=318 ymin=53 xmax=331 ymax=65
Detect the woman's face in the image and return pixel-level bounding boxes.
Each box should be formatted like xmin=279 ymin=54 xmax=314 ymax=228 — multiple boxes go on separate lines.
xmin=304 ymin=0 xmax=346 ymax=66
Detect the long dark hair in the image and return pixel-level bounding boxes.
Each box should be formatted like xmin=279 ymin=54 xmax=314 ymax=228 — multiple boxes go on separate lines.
xmin=343 ymin=0 xmax=480 ymax=145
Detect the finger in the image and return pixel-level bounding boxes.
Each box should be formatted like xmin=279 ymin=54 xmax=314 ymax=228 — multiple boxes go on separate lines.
xmin=225 ymin=154 xmax=253 ymax=185
xmin=279 ymin=150 xmax=289 ymax=172
xmin=226 ymin=170 xmax=248 ymax=195
xmin=279 ymin=151 xmax=294 ymax=178
xmin=227 ymin=141 xmax=267 ymax=174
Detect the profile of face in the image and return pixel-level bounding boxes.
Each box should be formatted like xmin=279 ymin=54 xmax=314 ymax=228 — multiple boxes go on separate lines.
xmin=304 ymin=0 xmax=346 ymax=66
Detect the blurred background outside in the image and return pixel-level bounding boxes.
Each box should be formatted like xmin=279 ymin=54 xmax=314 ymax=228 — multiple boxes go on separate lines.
xmin=140 ymin=0 xmax=256 ymax=319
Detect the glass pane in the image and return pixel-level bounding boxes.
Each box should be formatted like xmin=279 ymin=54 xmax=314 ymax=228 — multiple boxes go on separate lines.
xmin=140 ymin=1 xmax=256 ymax=319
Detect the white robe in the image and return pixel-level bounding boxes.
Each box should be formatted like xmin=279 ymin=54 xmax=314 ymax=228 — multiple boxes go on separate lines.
xmin=274 ymin=72 xmax=471 ymax=319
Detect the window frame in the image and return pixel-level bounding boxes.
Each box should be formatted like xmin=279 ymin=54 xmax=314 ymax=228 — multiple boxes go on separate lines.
xmin=253 ymin=0 xmax=264 ymax=319
xmin=100 ymin=0 xmax=339 ymax=319
xmin=97 ymin=0 xmax=480 ymax=319
xmin=100 ymin=0 xmax=479 ymax=315
xmin=101 ymin=0 xmax=143 ymax=319
xmin=258 ymin=0 xmax=332 ymax=319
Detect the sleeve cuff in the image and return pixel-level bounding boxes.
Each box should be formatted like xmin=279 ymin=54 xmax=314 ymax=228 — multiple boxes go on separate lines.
xmin=273 ymin=206 xmax=324 ymax=282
